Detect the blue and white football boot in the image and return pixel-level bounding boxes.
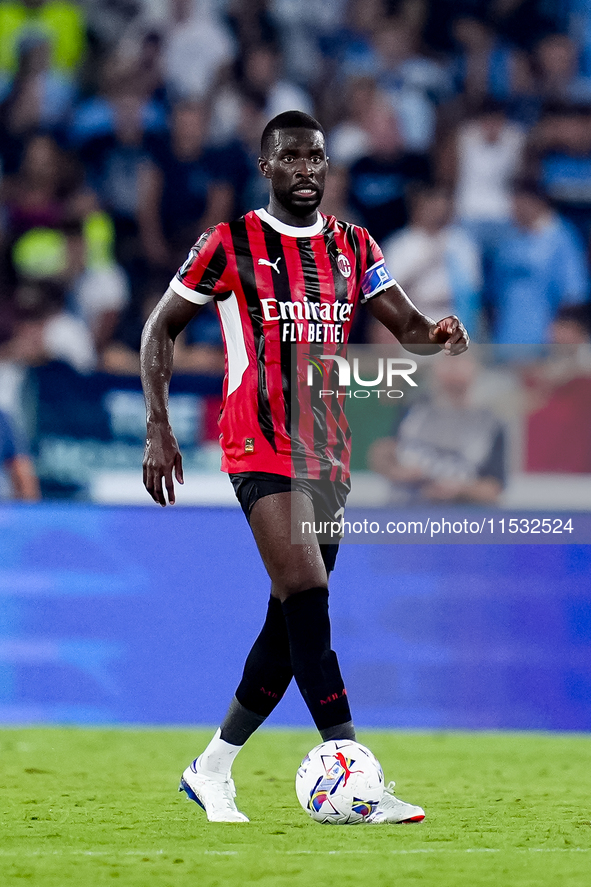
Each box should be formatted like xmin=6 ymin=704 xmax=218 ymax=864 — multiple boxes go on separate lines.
xmin=179 ymin=757 xmax=249 ymax=823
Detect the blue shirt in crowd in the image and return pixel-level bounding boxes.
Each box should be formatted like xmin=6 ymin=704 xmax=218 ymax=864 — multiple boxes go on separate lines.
xmin=491 ymin=215 xmax=589 ymax=344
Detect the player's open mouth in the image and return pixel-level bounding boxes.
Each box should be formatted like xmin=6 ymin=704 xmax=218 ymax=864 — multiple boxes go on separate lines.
xmin=292 ymin=187 xmax=318 ymax=196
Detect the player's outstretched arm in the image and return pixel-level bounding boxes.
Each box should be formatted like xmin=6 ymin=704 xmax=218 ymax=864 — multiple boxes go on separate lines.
xmin=367 ymin=282 xmax=469 ymax=355
xmin=141 ymin=287 xmax=202 ymax=506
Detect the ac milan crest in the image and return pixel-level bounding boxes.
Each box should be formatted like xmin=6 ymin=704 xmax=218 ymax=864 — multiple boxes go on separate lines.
xmin=337 ymin=253 xmax=352 ymax=278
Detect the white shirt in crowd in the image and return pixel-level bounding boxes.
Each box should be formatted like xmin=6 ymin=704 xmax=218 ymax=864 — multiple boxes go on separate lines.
xmin=382 ymin=224 xmax=481 ymax=321
xmin=454 ymin=120 xmax=526 ymax=222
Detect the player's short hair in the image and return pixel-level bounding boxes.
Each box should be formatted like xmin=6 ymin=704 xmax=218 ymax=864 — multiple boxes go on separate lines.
xmin=260 ymin=111 xmax=325 ymax=157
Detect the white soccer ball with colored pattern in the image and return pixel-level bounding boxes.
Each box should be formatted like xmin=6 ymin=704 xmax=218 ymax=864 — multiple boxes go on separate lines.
xmin=295 ymin=739 xmax=384 ymax=824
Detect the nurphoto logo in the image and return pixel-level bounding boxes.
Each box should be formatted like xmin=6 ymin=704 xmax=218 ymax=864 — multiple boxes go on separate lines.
xmin=305 ymin=354 xmax=418 ymax=399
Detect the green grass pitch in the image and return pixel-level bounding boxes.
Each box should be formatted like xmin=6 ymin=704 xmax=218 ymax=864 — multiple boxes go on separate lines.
xmin=1 ymin=728 xmax=590 ymax=886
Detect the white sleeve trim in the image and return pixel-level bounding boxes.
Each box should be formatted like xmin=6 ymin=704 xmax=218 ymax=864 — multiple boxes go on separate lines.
xmin=169 ymin=276 xmax=214 ymax=305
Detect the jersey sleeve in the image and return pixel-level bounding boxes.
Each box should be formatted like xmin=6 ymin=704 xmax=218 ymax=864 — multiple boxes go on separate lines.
xmin=169 ymin=226 xmax=231 ymax=305
xmin=359 ymin=232 xmax=397 ymax=303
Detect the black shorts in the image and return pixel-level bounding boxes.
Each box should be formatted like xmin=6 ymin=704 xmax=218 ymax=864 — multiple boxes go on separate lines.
xmin=229 ymin=472 xmax=350 ymax=574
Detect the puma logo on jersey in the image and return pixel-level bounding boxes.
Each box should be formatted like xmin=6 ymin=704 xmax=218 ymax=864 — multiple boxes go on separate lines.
xmin=258 ymin=257 xmax=282 ymax=274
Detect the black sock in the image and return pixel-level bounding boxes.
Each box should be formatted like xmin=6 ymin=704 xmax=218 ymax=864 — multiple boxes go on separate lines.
xmin=233 ymin=595 xmax=293 ymax=719
xmin=320 ymin=720 xmax=356 ymax=742
xmin=219 ymin=696 xmax=267 ymax=746
xmin=282 ymin=587 xmax=353 ymax=733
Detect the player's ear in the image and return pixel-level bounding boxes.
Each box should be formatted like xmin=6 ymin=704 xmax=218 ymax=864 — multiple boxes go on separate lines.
xmin=258 ymin=156 xmax=271 ymax=179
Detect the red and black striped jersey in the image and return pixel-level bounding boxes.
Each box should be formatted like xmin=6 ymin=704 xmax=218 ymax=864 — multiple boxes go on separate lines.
xmin=169 ymin=207 xmax=396 ymax=479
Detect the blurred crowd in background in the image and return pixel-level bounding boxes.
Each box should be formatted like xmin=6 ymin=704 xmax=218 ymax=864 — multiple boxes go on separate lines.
xmin=2 ymin=0 xmax=591 ymax=499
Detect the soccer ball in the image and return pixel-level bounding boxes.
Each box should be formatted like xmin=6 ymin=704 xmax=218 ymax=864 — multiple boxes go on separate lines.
xmin=295 ymin=739 xmax=384 ymax=824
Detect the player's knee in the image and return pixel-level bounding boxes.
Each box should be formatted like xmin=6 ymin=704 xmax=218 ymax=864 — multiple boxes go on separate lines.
xmin=268 ymin=554 xmax=328 ymax=600
xmin=275 ymin=580 xmax=327 ymax=602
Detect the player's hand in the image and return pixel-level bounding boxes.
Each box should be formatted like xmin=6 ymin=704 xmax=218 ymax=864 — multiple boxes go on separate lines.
xmin=143 ymin=425 xmax=184 ymax=506
xmin=428 ymin=316 xmax=469 ymax=355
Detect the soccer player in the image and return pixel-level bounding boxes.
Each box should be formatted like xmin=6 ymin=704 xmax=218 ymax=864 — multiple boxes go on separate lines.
xmin=141 ymin=111 xmax=468 ymax=823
